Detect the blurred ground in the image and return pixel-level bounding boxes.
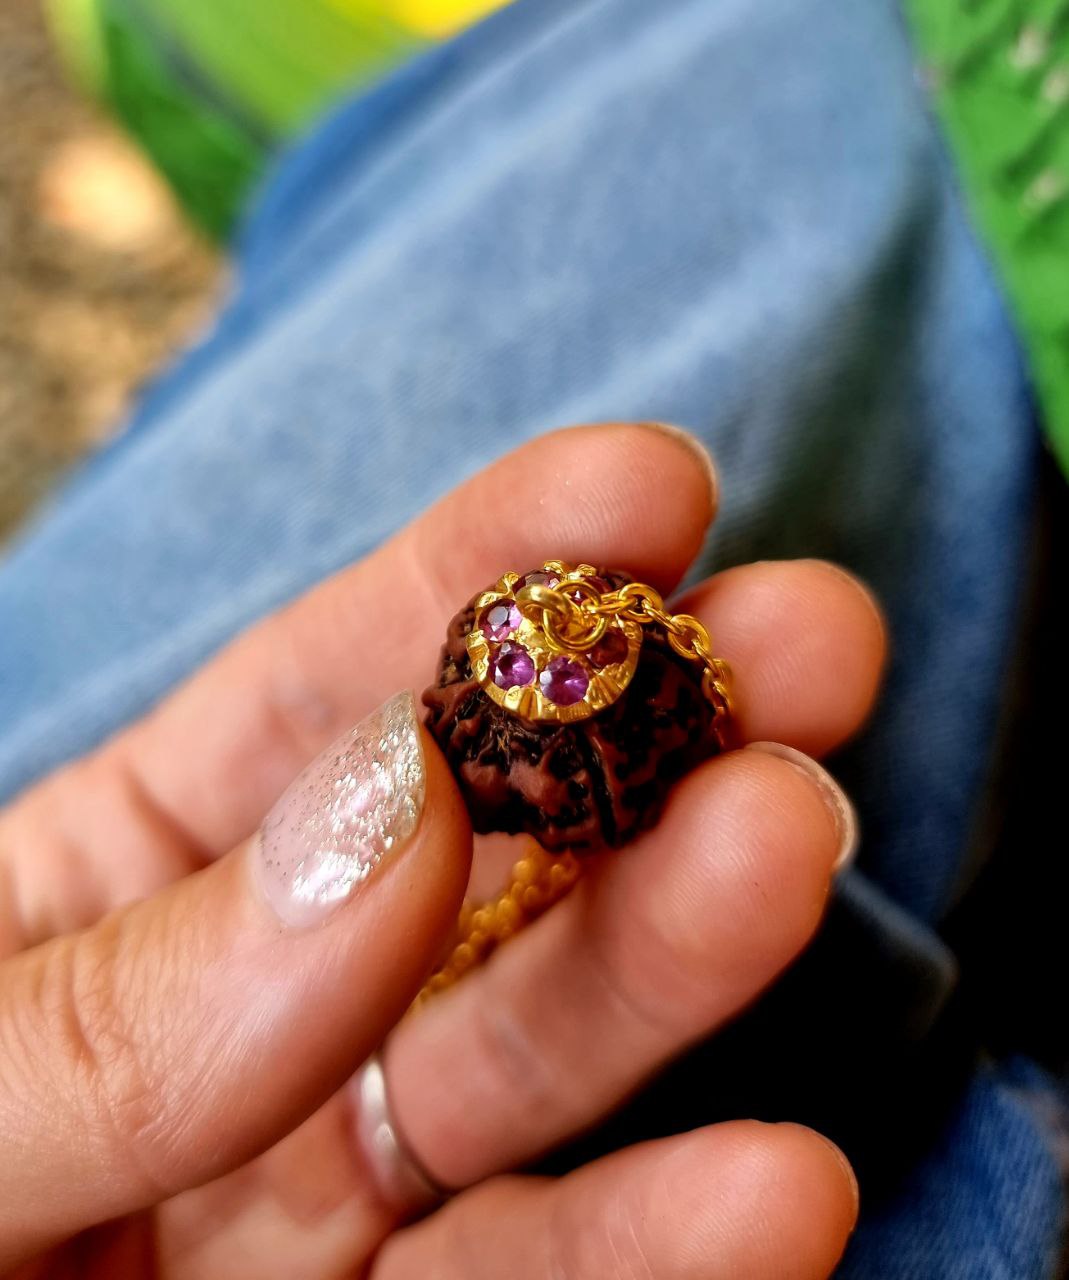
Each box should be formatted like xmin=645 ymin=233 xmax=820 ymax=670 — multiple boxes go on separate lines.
xmin=0 ymin=0 xmax=221 ymax=540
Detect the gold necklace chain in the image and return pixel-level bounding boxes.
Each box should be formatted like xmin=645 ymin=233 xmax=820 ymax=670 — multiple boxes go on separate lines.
xmin=592 ymin=581 xmax=733 ymax=747
xmin=412 ymin=845 xmax=582 ymax=1008
xmin=414 ymin=581 xmax=733 ymax=1006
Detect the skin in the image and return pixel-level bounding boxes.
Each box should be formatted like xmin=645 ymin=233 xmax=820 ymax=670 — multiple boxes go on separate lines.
xmin=0 ymin=423 xmax=885 ymax=1278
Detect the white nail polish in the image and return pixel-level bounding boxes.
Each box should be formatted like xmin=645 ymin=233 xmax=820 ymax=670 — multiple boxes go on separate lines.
xmin=744 ymin=741 xmax=859 ymax=872
xmin=256 ymin=691 xmax=426 ymax=927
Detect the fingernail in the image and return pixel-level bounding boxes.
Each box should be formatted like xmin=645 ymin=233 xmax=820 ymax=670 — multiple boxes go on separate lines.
xmin=638 ymin=422 xmax=719 ymax=514
xmin=744 ymin=742 xmax=859 ymax=872
xmin=256 ymin=691 xmax=426 ymax=927
xmin=808 ymin=1129 xmax=861 ymax=1217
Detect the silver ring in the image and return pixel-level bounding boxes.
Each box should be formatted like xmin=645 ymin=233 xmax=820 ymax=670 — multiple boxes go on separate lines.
xmin=355 ymin=1051 xmax=448 ymax=1211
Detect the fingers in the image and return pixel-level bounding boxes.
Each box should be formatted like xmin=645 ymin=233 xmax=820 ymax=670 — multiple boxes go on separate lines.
xmin=379 ymin=743 xmax=851 ymax=1189
xmin=0 ymin=422 xmax=715 ymax=951
xmin=679 ymin=559 xmax=885 ymax=756
xmin=374 ymin=1122 xmax=858 ymax=1280
xmin=151 ymin=740 xmax=858 ymax=1278
xmin=1 ymin=550 xmax=883 ymax=966
xmin=0 ymin=698 xmax=470 ymax=1270
xmin=363 ymin=558 xmax=883 ymax=1193
xmin=112 ymin=421 xmax=717 ymax=854
xmin=137 ymin=556 xmax=880 ymax=1275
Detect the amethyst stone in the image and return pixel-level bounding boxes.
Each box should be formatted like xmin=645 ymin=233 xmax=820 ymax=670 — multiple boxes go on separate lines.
xmin=482 ymin=601 xmax=521 ymax=641
xmin=491 ymin=641 xmax=535 ymax=689
xmin=539 ymin=656 xmax=589 ymax=706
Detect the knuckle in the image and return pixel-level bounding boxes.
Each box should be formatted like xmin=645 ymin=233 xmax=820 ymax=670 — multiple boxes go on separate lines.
xmin=257 ymin=608 xmax=352 ymax=761
xmin=466 ymin=982 xmax=581 ymax=1119
xmin=583 ymin=863 xmax=729 ymax=1041
xmin=637 ymin=752 xmax=833 ymax=999
xmin=47 ymin=925 xmax=174 ymax=1200
xmin=586 ymin=913 xmax=700 ymax=1044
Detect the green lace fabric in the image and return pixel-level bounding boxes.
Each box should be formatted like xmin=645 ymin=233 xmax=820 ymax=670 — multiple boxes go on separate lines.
xmin=907 ymin=0 xmax=1069 ymax=477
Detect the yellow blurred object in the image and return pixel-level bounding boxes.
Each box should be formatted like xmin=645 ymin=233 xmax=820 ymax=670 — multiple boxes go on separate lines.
xmin=326 ymin=0 xmax=510 ymax=39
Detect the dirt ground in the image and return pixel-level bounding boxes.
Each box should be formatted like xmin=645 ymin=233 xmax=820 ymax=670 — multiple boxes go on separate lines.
xmin=0 ymin=0 xmax=221 ymax=540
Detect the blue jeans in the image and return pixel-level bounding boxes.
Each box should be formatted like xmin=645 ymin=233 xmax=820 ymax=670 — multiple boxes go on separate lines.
xmin=1 ymin=0 xmax=1062 ymax=1272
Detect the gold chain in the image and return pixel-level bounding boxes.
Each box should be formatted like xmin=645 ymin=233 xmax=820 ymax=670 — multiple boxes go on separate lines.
xmin=414 ymin=579 xmax=733 ymax=1007
xmin=594 ymin=582 xmax=733 ymax=746
xmin=515 ymin=579 xmax=732 ymax=741
xmin=413 ymin=846 xmax=582 ymax=1007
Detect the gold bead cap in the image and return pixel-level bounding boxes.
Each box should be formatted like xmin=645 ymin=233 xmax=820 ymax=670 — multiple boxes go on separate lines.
xmin=465 ymin=561 xmax=641 ymax=724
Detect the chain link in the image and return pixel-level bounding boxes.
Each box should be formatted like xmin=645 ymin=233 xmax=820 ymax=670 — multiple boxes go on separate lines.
xmin=517 ymin=578 xmax=733 ymax=725
xmin=583 ymin=583 xmax=734 ymax=740
xmin=413 ymin=846 xmax=581 ymax=1005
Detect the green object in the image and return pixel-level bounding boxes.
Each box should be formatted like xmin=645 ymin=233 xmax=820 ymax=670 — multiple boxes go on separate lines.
xmin=144 ymin=0 xmax=420 ymax=136
xmin=98 ymin=11 xmax=265 ymax=240
xmin=906 ymin=0 xmax=1069 ymax=478
xmin=45 ymin=0 xmax=426 ymax=240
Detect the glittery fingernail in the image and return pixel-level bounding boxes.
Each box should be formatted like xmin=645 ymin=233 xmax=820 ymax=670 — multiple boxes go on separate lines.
xmin=256 ymin=691 xmax=426 ymax=927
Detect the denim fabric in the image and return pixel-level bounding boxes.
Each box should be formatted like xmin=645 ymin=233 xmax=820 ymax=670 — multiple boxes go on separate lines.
xmin=0 ymin=0 xmax=1060 ymax=1271
xmin=840 ymin=1060 xmax=1066 ymax=1279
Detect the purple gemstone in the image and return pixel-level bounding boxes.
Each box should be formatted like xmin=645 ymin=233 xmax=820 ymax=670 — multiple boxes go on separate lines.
xmin=482 ymin=600 xmax=521 ymax=641
xmin=539 ymin=656 xmax=590 ymax=706
xmin=521 ymin=570 xmax=561 ymax=590
xmin=591 ymin=628 xmax=628 ymax=668
xmin=491 ymin=641 xmax=535 ymax=689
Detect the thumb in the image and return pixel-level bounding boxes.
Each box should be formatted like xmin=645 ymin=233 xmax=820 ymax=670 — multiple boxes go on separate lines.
xmin=0 ymin=691 xmax=469 ymax=1269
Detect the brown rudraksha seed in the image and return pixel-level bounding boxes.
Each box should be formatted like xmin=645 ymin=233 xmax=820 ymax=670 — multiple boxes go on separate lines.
xmin=422 ymin=568 xmax=725 ymax=854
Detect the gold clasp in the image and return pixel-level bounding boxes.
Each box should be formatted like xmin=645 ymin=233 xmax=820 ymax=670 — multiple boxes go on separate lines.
xmin=515 ymin=581 xmax=608 ymax=653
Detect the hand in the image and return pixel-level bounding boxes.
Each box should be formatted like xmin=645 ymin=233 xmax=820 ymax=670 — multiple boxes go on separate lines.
xmin=0 ymin=424 xmax=884 ymax=1278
